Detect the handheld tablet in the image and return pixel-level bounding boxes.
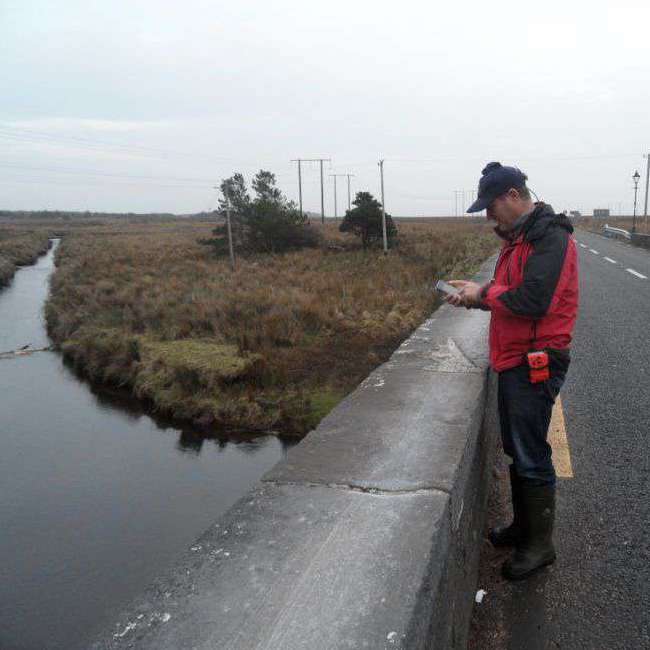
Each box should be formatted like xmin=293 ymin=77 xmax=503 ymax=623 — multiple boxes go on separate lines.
xmin=435 ymin=280 xmax=460 ymax=296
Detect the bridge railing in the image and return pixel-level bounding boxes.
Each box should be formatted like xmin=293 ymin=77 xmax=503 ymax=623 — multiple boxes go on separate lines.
xmin=91 ymin=256 xmax=500 ymax=650
xmin=603 ymin=224 xmax=631 ymax=240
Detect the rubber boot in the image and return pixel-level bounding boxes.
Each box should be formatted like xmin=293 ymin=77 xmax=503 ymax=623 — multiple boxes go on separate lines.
xmin=489 ymin=465 xmax=524 ymax=547
xmin=502 ymin=483 xmax=556 ymax=581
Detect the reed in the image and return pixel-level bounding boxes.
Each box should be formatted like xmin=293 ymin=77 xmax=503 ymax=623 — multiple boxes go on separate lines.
xmin=45 ymin=220 xmax=498 ymax=436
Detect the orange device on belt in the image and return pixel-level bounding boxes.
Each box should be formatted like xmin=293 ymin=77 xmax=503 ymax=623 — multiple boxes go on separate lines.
xmin=527 ymin=350 xmax=550 ymax=383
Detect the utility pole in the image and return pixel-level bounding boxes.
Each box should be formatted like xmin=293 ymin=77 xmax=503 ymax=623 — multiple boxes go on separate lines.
xmin=330 ymin=174 xmax=338 ymax=221
xmin=291 ymin=158 xmax=332 ymax=223
xmin=632 ymin=170 xmax=641 ymax=233
xmin=379 ymin=159 xmax=388 ymax=253
xmin=225 ymin=196 xmax=235 ymax=271
xmin=215 ymin=184 xmax=235 ymax=271
xmin=329 ymin=174 xmax=347 ymax=221
xmin=320 ymin=160 xmax=325 ymax=224
xmin=292 ymin=159 xmax=303 ymax=218
xmin=643 ymin=153 xmax=650 ymax=232
xmin=345 ymin=173 xmax=355 ymax=210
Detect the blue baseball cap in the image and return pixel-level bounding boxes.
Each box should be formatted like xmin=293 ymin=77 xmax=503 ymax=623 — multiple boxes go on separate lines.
xmin=466 ymin=162 xmax=528 ymax=213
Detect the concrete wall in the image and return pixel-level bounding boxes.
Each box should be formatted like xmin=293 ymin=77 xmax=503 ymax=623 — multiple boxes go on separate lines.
xmin=90 ymin=257 xmax=499 ymax=650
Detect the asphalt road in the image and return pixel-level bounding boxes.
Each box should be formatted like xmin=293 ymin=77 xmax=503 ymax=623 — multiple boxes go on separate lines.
xmin=470 ymin=228 xmax=650 ymax=649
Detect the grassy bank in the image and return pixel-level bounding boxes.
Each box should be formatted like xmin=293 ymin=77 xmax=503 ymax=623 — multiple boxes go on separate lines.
xmin=45 ymin=220 xmax=498 ymax=436
xmin=0 ymin=230 xmax=52 ymax=287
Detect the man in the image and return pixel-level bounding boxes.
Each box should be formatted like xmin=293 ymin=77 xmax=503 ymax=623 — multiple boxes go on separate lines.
xmin=446 ymin=162 xmax=579 ymax=580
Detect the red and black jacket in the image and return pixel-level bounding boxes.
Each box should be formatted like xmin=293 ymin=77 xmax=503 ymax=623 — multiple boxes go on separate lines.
xmin=479 ymin=203 xmax=579 ymax=373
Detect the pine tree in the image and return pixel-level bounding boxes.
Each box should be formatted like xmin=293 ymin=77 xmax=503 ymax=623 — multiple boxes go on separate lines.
xmin=339 ymin=191 xmax=397 ymax=249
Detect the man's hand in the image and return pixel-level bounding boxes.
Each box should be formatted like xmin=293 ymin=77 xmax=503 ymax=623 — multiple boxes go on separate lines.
xmin=444 ymin=280 xmax=483 ymax=309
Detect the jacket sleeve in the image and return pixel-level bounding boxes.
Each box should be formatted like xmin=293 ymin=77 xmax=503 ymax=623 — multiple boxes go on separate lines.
xmin=482 ymin=227 xmax=569 ymax=319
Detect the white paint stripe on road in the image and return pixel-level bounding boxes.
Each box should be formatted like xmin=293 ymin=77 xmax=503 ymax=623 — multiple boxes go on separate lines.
xmin=589 ymin=249 xmax=599 ymax=254
xmin=579 ymin=243 xmax=587 ymax=248
xmin=626 ymin=268 xmax=648 ymax=279
xmin=604 ymin=257 xmax=617 ymax=264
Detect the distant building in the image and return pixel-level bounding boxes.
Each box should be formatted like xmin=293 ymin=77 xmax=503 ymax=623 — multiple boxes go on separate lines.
xmin=593 ymin=208 xmax=610 ymax=218
xmin=569 ymin=210 xmax=581 ymax=218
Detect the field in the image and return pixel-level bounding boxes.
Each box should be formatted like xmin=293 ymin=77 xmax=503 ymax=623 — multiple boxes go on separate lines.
xmin=44 ymin=219 xmax=498 ymax=437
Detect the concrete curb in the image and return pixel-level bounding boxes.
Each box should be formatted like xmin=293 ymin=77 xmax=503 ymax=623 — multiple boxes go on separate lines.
xmin=90 ymin=256 xmax=500 ymax=650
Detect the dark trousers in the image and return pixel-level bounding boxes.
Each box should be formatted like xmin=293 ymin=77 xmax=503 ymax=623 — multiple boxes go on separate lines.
xmin=497 ymin=360 xmax=568 ymax=487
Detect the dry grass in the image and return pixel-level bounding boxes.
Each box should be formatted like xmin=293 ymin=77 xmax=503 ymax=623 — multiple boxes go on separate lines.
xmin=0 ymin=230 xmax=52 ymax=287
xmin=46 ymin=220 xmax=498 ymax=436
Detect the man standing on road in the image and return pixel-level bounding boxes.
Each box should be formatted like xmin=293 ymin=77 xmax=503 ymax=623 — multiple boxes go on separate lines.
xmin=446 ymin=162 xmax=579 ymax=580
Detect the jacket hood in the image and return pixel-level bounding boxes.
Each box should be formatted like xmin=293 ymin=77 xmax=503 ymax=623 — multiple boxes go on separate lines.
xmin=495 ymin=202 xmax=574 ymax=242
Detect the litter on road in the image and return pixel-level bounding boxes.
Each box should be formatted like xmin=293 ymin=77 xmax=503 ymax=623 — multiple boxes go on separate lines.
xmin=475 ymin=589 xmax=488 ymax=604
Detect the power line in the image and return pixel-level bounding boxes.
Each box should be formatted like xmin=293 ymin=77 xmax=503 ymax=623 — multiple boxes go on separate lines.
xmin=0 ymin=160 xmax=294 ymax=188
xmin=3 ymin=124 xmax=644 ymax=168
xmin=0 ymin=124 xmax=293 ymax=167
xmin=0 ymin=162 xmax=215 ymax=185
xmin=0 ymin=176 xmax=214 ymax=191
xmin=383 ymin=152 xmax=643 ymax=163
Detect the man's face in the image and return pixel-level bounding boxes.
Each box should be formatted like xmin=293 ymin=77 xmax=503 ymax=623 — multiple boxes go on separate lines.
xmin=486 ymin=190 xmax=524 ymax=230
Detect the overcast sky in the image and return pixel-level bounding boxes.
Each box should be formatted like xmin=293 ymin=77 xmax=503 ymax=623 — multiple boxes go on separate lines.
xmin=2 ymin=0 xmax=650 ymax=216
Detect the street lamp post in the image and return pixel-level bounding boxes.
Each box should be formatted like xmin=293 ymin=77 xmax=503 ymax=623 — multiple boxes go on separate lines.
xmin=632 ymin=170 xmax=641 ymax=234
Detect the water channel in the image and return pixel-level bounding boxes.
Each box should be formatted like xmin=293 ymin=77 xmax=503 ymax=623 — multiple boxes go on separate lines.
xmin=0 ymin=240 xmax=293 ymax=649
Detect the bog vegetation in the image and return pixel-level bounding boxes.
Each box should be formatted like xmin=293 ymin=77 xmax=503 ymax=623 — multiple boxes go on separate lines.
xmin=45 ymin=218 xmax=497 ymax=436
xmin=0 ymin=230 xmax=51 ymax=287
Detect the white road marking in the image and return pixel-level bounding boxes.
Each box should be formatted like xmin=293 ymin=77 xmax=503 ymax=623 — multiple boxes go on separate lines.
xmin=604 ymin=257 xmax=617 ymax=264
xmin=589 ymin=249 xmax=599 ymax=254
xmin=579 ymin=243 xmax=587 ymax=248
xmin=626 ymin=268 xmax=648 ymax=279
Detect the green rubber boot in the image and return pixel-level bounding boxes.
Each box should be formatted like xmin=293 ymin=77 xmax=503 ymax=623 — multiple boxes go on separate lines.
xmin=489 ymin=465 xmax=524 ymax=547
xmin=502 ymin=483 xmax=556 ymax=581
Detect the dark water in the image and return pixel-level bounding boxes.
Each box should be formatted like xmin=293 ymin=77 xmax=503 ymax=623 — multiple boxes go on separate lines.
xmin=0 ymin=241 xmax=293 ymax=650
